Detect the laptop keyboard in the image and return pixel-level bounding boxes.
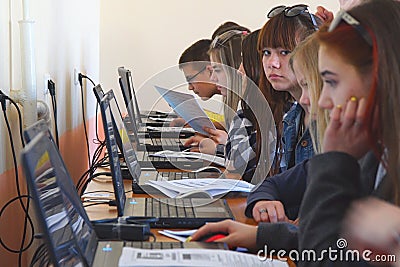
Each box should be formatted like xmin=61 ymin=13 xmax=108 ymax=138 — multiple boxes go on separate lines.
xmin=126 ymin=241 xmax=184 ymax=249
xmin=157 ymin=171 xmax=197 ymax=181
xmin=145 ymin=198 xmax=196 ymax=218
xmin=151 ymin=138 xmax=181 ymax=146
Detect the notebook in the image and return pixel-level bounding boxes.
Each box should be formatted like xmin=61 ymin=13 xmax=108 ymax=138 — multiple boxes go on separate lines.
xmin=99 ymin=90 xmax=234 ymax=228
xmin=21 ymin=133 xmax=227 ymax=267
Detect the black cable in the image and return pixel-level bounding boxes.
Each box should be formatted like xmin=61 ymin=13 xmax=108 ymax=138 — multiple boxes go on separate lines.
xmin=149 ymin=232 xmax=157 ymax=242
xmin=0 ymin=195 xmax=33 ymax=253
xmin=29 ymin=243 xmax=49 ymax=267
xmin=79 ymin=73 xmax=96 ymax=87
xmin=77 ymin=74 xmax=92 ymax=179
xmin=1 ymin=97 xmax=34 ymax=267
xmin=79 ymin=171 xmax=112 ymax=197
xmin=0 ymin=90 xmax=25 ymax=147
xmin=83 ymin=202 xmax=111 ymax=208
xmin=48 ymin=80 xmax=60 ymax=148
xmin=76 ymin=142 xmax=107 ymax=194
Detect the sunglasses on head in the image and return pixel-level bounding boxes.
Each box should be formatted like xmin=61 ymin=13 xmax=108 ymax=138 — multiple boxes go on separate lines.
xmin=328 ymin=9 xmax=373 ymax=47
xmin=211 ymin=29 xmax=248 ymax=49
xmin=267 ymin=4 xmax=318 ymax=30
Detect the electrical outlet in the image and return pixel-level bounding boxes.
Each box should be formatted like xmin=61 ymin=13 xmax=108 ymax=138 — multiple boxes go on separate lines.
xmin=73 ymin=68 xmax=79 ymax=86
xmin=43 ymin=73 xmax=51 ymax=95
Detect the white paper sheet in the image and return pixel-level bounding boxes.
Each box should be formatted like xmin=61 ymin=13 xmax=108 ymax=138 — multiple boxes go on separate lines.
xmin=146 ymin=126 xmax=195 ymax=133
xmin=154 ymin=86 xmax=216 ymax=136
xmin=157 ymin=229 xmax=198 ymax=242
xmin=118 ymin=247 xmax=288 ymax=267
xmin=149 ymin=150 xmax=225 ymax=167
xmin=145 ymin=178 xmax=254 ymax=198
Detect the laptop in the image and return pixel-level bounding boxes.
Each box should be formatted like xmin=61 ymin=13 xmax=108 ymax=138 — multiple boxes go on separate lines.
xmin=21 ymin=133 xmax=227 ymax=267
xmin=98 ymin=88 xmax=222 ymax=188
xmin=98 ymin=91 xmax=233 ymax=228
xmin=117 ymin=66 xmax=195 ymax=139
xmin=93 ymin=85 xmax=210 ymax=170
xmin=117 ymin=66 xmax=177 ymax=122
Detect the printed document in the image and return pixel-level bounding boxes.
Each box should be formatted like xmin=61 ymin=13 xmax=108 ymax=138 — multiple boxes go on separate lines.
xmin=155 ymin=86 xmax=216 ymax=136
xmin=119 ymin=247 xmax=288 ymax=267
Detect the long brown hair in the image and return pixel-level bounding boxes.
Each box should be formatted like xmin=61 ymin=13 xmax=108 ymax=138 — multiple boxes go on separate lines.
xmin=240 ymin=29 xmax=276 ymax=182
xmin=258 ymin=9 xmax=319 ymax=175
xmin=317 ymin=0 xmax=400 ymax=203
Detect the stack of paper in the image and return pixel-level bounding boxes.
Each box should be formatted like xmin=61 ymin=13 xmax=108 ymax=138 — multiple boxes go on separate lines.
xmin=145 ymin=178 xmax=254 ymax=198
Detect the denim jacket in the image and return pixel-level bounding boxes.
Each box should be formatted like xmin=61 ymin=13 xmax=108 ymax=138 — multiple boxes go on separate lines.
xmin=281 ymin=102 xmax=314 ymax=171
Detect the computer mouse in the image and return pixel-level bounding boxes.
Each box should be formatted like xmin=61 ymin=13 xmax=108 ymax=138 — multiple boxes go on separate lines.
xmin=197 ymin=232 xmax=228 ymax=243
xmin=176 ymin=189 xmax=213 ymax=199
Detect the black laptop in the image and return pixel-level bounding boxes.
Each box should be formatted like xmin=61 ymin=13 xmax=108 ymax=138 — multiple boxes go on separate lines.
xmin=117 ymin=66 xmax=178 ymax=123
xmin=98 ymin=91 xmax=233 ymax=228
xmin=21 ymin=133 xmax=227 ymax=267
xmin=93 ymin=84 xmax=212 ymax=171
xmin=98 ymin=88 xmax=222 ymax=190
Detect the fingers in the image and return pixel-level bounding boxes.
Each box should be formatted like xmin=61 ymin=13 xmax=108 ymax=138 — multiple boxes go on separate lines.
xmin=355 ymin=98 xmax=367 ymax=128
xmin=203 ymin=127 xmax=219 ymax=135
xmin=329 ymin=104 xmax=342 ymax=130
xmin=252 ymin=201 xmax=286 ymax=223
xmin=190 ymin=220 xmax=231 ymax=241
xmin=184 ymin=135 xmax=205 ymax=147
xmin=265 ymin=202 xmax=286 ymax=223
xmin=342 ymin=97 xmax=358 ymax=128
xmin=184 ymin=137 xmax=197 ymax=147
xmin=204 ymin=128 xmax=228 ymax=144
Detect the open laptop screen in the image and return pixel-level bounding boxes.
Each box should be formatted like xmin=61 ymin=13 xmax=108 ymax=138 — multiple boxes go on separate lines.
xmin=109 ymin=91 xmax=142 ymax=182
xmin=118 ymin=66 xmax=142 ymax=127
xmin=99 ymin=91 xmax=127 ymax=217
xmin=21 ymin=133 xmax=97 ymax=267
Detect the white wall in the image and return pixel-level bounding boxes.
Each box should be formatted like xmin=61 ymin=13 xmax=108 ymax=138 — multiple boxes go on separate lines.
xmin=0 ymin=0 xmax=100 ymax=173
xmin=100 ymin=0 xmax=340 ymax=113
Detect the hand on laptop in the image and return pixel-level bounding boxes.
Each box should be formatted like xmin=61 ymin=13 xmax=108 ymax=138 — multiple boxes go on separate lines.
xmin=190 ymin=219 xmax=258 ymax=251
xmin=252 ymin=200 xmax=290 ymax=223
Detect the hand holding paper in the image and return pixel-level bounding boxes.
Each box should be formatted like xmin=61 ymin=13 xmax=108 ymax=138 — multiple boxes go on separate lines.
xmin=155 ymin=86 xmax=216 ymax=136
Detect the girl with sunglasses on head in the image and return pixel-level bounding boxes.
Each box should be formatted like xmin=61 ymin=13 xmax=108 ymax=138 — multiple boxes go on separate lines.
xmin=298 ymin=0 xmax=400 ymax=265
xmin=259 ymin=4 xmax=320 ymax=175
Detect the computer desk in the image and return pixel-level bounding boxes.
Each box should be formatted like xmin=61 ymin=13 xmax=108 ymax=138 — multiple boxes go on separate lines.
xmin=83 ymin=174 xmax=296 ymax=266
xmin=83 ymin=175 xmax=256 ymax=240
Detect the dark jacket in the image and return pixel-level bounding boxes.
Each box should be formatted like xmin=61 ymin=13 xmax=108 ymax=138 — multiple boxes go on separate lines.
xmin=245 ymin=160 xmax=308 ymax=220
xmin=298 ymin=151 xmax=387 ymax=266
xmin=253 ymin=151 xmax=380 ymax=254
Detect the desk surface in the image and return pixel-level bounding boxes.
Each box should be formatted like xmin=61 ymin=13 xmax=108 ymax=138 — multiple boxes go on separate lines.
xmin=84 ymin=178 xmax=256 ymax=241
xmin=83 ymin=177 xmax=295 ymax=266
